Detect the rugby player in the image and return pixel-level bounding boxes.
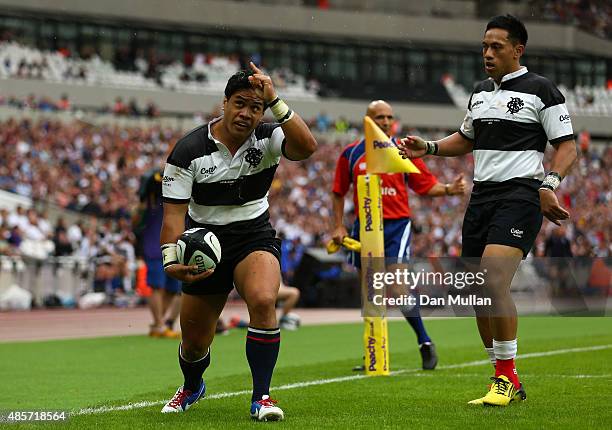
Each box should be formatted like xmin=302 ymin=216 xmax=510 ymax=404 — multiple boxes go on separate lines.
xmin=159 ymin=63 xmax=317 ymax=420
xmin=398 ymin=15 xmax=577 ymax=405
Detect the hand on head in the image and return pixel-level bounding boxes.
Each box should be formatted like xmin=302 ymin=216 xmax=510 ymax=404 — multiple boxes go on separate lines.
xmin=247 ymin=62 xmax=277 ymax=104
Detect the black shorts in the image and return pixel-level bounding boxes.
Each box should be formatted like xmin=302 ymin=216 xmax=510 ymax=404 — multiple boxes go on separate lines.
xmin=181 ymin=211 xmax=281 ymax=296
xmin=461 ymin=199 xmax=543 ymax=258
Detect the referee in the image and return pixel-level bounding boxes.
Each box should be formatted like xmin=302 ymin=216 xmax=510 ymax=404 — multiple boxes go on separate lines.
xmin=398 ymin=15 xmax=576 ymax=406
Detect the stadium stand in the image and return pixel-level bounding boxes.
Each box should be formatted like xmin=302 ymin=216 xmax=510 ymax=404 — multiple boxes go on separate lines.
xmin=0 ymin=113 xmax=608 ymax=260
xmin=534 ymin=0 xmax=612 ymax=39
xmin=0 ymin=0 xmax=609 ymax=308
xmin=0 ymin=41 xmax=317 ymax=99
xmin=252 ymin=0 xmax=612 ymax=40
xmin=443 ymin=74 xmax=612 ymax=117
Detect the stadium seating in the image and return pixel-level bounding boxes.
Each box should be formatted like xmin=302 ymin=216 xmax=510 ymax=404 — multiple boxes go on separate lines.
xmin=0 ymin=41 xmax=317 ymax=99
xmin=0 ymin=113 xmax=608 ymax=264
xmin=260 ymin=0 xmax=612 ymax=40
xmin=443 ymin=75 xmax=612 ymax=117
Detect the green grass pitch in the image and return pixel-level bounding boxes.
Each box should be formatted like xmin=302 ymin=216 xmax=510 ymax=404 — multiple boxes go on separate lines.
xmin=1 ymin=317 xmax=611 ymax=429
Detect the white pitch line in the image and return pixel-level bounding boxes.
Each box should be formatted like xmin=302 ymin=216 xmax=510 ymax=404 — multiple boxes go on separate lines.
xmin=403 ymin=373 xmax=612 ymax=379
xmin=548 ymin=374 xmax=612 ymax=379
xmin=74 ymin=343 xmax=612 ymax=416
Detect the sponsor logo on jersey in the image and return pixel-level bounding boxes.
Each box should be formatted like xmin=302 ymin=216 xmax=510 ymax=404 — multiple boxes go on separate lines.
xmin=559 ymin=114 xmax=571 ymax=122
xmin=200 ymin=166 xmax=217 ymax=176
xmin=381 ymin=187 xmax=397 ymax=196
xmin=471 ymin=100 xmax=484 ymax=109
xmin=510 ymin=228 xmax=523 ymax=238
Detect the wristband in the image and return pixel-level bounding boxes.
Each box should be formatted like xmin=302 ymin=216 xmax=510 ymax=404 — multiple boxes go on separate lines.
xmin=267 ymin=97 xmax=281 ymax=109
xmin=161 ymin=243 xmax=179 ymax=269
xmin=425 ymin=141 xmax=438 ymax=155
xmin=539 ymin=171 xmax=562 ymax=192
xmin=269 ymin=97 xmax=294 ymax=124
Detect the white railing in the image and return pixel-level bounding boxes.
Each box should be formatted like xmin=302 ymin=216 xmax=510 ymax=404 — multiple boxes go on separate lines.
xmin=0 ymin=255 xmax=94 ymax=308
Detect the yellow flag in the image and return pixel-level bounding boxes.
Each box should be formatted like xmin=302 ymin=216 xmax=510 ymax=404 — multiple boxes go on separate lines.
xmin=357 ymin=174 xmax=390 ymax=376
xmin=364 ymin=116 xmax=420 ymax=174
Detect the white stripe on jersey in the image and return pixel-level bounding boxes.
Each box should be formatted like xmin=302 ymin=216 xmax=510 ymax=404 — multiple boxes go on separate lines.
xmin=464 ymin=87 xmax=573 ymax=141
xmin=187 ymin=199 xmax=270 ymax=226
xmin=538 ymin=103 xmax=573 ymax=143
xmin=468 ymin=89 xmax=541 ymax=124
xmin=473 ymin=149 xmax=545 ymax=182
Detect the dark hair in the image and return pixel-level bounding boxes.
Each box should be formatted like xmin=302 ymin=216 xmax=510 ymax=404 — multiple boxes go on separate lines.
xmin=224 ymin=69 xmax=254 ymax=99
xmin=486 ymin=14 xmax=528 ymax=46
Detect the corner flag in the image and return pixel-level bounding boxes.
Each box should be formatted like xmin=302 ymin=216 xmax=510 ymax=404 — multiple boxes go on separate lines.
xmin=364 ymin=116 xmax=420 ymax=174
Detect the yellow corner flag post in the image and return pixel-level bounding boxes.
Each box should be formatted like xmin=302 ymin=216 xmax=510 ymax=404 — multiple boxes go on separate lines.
xmin=357 ymin=174 xmax=389 ymax=376
xmin=364 ymin=116 xmax=420 ymax=174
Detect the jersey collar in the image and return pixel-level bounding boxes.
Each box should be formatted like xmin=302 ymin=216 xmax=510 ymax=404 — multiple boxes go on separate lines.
xmin=207 ymin=116 xmax=255 ymax=158
xmin=207 ymin=116 xmax=223 ymax=145
xmin=494 ymin=66 xmax=528 ymax=89
xmin=501 ymin=66 xmax=528 ymax=83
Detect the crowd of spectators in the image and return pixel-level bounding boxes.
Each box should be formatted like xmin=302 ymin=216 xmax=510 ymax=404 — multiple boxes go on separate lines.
xmin=1 ymin=116 xmax=610 ymax=255
xmin=0 ymin=117 xmax=609 ymax=296
xmin=278 ymin=0 xmax=612 ymax=40
xmin=310 ymin=0 xmax=612 ymax=40
xmin=107 ymin=97 xmax=160 ymax=118
xmin=537 ymin=0 xmax=612 ymax=39
xmin=0 ymin=117 xmax=178 ymax=218
xmin=0 ymin=206 xmax=134 ymax=261
xmin=0 ymin=204 xmax=136 ymax=298
xmin=535 ymin=142 xmax=611 ymax=257
xmin=0 ymin=93 xmax=71 ymax=112
xmin=246 ymin=123 xmax=612 ymax=260
xmin=0 ymin=92 xmax=162 ymax=119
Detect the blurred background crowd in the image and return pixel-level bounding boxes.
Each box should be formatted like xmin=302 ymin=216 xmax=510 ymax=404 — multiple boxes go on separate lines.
xmin=0 ymin=0 xmax=609 ymax=307
xmin=0 ymin=115 xmax=609 ymax=273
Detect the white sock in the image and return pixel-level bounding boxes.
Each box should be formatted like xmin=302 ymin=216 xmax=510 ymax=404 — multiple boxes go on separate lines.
xmin=123 ymin=276 xmax=132 ymax=292
xmin=485 ymin=347 xmax=496 ymax=365
xmin=493 ymin=339 xmax=517 ymax=361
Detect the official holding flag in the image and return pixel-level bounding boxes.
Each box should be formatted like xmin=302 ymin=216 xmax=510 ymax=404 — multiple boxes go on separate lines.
xmin=330 ymin=100 xmax=466 ymax=370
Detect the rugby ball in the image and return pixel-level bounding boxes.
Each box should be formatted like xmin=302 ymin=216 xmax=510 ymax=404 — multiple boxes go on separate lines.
xmin=176 ymin=227 xmax=222 ymax=273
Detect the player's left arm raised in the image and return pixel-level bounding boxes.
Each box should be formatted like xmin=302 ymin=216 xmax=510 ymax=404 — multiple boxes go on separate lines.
xmin=248 ymin=62 xmax=317 ymax=160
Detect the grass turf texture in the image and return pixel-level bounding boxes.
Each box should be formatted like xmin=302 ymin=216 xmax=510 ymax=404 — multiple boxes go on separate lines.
xmin=1 ymin=317 xmax=611 ymax=429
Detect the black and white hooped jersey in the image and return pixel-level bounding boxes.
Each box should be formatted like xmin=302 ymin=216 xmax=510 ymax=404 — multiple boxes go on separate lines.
xmin=459 ymin=67 xmax=574 ymax=204
xmin=162 ymin=118 xmax=286 ymax=225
